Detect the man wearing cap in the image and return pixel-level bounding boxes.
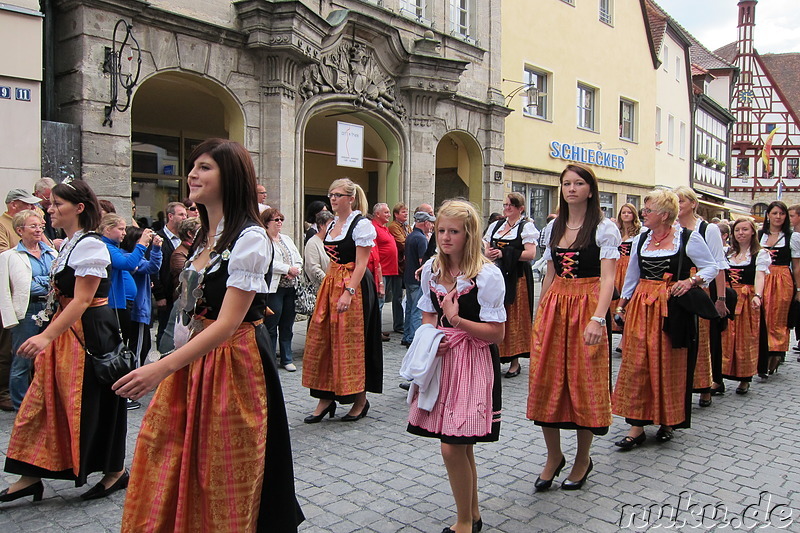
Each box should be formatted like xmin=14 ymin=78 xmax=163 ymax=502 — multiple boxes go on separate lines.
xmin=0 ymin=188 xmax=40 ymax=411
xmin=401 ymin=207 xmax=435 ymax=347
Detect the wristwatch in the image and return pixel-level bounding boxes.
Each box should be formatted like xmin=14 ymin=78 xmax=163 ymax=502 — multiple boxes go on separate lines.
xmin=345 ymin=287 xmax=356 ymax=295
xmin=590 ymin=316 xmax=606 ymax=327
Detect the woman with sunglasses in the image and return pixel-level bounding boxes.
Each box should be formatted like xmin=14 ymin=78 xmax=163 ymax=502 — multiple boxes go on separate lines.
xmin=115 ymin=138 xmax=303 ymax=531
xmin=483 ymin=192 xmax=539 ymax=378
xmin=302 ymin=178 xmax=382 ymax=423
xmin=261 ymin=208 xmax=303 ymax=371
xmin=182 ymin=197 xmax=198 ymax=216
xmin=613 ymin=189 xmax=717 ymax=448
xmin=2 ymin=180 xmax=128 ymax=503
xmin=758 ymin=201 xmax=800 ymax=377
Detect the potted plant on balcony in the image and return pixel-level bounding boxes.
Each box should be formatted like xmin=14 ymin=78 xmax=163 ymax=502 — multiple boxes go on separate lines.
xmin=715 ymin=160 xmax=726 ymax=171
xmin=697 ymin=153 xmax=710 ymax=164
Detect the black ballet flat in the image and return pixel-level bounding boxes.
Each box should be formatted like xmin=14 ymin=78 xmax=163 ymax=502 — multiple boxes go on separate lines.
xmin=736 ymin=384 xmax=750 ymax=395
xmin=341 ymin=400 xmax=369 ymax=422
xmin=303 ymin=402 xmax=336 ymax=424
xmin=655 ymin=426 xmax=674 ymax=443
xmin=81 ymin=471 xmax=129 ymax=500
xmin=0 ymin=480 xmax=44 ymax=503
xmin=561 ymin=458 xmax=593 ymax=491
xmin=698 ymin=397 xmax=712 ymax=407
xmin=614 ymin=432 xmax=645 ymax=450
xmin=473 ymin=518 xmax=483 ymax=532
xmin=504 ymin=367 xmax=521 ymax=378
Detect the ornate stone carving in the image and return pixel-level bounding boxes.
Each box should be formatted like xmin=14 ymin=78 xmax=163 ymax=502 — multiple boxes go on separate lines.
xmin=299 ymin=42 xmax=406 ymax=119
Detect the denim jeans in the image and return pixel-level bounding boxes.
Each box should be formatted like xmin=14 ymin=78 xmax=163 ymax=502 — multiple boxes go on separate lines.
xmin=402 ymin=282 xmax=423 ymax=344
xmin=266 ymin=286 xmax=297 ymax=365
xmin=10 ymin=301 xmax=46 ymax=410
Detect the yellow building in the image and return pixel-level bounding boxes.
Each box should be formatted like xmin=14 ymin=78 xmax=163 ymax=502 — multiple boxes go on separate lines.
xmin=502 ymin=0 xmax=660 ymax=227
xmin=0 ymin=1 xmax=42 ymax=190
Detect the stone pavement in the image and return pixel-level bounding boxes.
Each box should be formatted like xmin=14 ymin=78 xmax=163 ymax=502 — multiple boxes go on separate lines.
xmin=1 ymin=309 xmax=799 ymax=532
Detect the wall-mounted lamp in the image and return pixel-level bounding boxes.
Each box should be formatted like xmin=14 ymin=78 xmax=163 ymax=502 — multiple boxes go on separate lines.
xmin=573 ymin=141 xmax=604 ymax=150
xmin=604 ymin=147 xmax=629 ymax=155
xmin=501 ymin=78 xmax=539 ymax=106
xmin=494 ymin=170 xmax=503 ymax=182
xmin=102 ymin=19 xmax=141 ymax=127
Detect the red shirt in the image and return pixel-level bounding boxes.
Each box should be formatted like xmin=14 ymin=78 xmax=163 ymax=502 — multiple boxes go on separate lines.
xmin=372 ymin=220 xmax=399 ymax=276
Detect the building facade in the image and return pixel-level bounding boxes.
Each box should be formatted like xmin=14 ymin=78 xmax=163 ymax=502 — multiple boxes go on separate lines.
xmin=502 ymin=0 xmax=663 ymax=229
xmin=0 ymin=1 xmax=43 ymax=190
xmin=44 ymin=0 xmax=508 ymax=239
xmin=717 ymin=0 xmax=800 ymax=215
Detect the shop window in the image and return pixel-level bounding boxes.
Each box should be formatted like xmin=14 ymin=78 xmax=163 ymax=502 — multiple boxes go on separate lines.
xmin=752 ymin=203 xmax=768 ymax=218
xmin=626 ymin=195 xmax=640 ymax=210
xmin=512 ymin=182 xmax=552 ymax=232
xmin=599 ymin=192 xmax=615 ymax=218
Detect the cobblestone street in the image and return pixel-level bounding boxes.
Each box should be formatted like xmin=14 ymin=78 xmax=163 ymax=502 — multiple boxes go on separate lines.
xmin=1 ymin=308 xmax=798 ymax=532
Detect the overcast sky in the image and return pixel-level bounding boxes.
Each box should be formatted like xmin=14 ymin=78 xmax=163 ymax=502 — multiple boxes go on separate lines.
xmin=655 ymin=0 xmax=800 ymax=54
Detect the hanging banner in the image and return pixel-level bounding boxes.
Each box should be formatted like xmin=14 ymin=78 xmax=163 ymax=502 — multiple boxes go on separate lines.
xmin=337 ymin=121 xmax=364 ymax=168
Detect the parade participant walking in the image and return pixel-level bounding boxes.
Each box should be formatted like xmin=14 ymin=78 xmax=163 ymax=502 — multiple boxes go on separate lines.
xmin=483 ymin=192 xmax=539 ymax=378
xmin=1 ymin=180 xmax=128 ymax=503
xmin=757 ymin=201 xmax=800 ymax=377
xmin=674 ymin=186 xmax=729 ymax=406
xmin=527 ymin=164 xmax=619 ymax=491
xmin=114 ymin=138 xmax=304 ymax=531
xmin=302 ymin=178 xmax=382 ymax=423
xmin=407 ymin=200 xmax=506 ymax=533
xmin=613 ymin=189 xmax=718 ymax=448
xmin=722 ymin=218 xmax=768 ymax=394
xmin=611 ymin=203 xmax=641 ymax=334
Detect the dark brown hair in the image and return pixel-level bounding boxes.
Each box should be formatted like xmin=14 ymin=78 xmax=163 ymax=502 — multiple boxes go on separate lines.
xmin=52 ymin=180 xmax=102 ymax=232
xmin=188 ymin=138 xmax=262 ymax=255
xmin=549 ymin=164 xmax=604 ymax=250
xmin=760 ymin=200 xmax=790 ymax=237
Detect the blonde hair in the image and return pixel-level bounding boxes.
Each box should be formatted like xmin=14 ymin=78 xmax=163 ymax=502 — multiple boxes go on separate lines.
xmin=643 ymin=189 xmax=679 ymax=225
xmin=616 ymin=203 xmax=641 ymax=238
xmin=673 ymin=186 xmax=698 ymax=214
xmin=329 ymin=178 xmax=368 ymax=214
xmin=12 ymin=210 xmax=43 ymax=232
xmin=98 ymin=213 xmax=126 ymax=234
xmin=432 ymin=200 xmax=490 ymax=282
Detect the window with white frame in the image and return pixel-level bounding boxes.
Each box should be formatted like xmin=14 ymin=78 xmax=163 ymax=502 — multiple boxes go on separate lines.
xmin=619 ymin=99 xmax=635 ymax=141
xmin=675 ymin=56 xmax=681 ymax=81
xmin=449 ymin=0 xmax=473 ymax=39
xmin=679 ymin=122 xmax=686 ymax=158
xmin=667 ymin=114 xmax=675 ymax=154
xmin=577 ymin=84 xmax=596 ymax=131
xmin=599 ymin=0 xmax=613 ymax=25
xmin=400 ymin=0 xmax=426 ymax=20
xmin=655 ymin=107 xmax=662 ymax=148
xmin=522 ymin=67 xmax=549 ymax=120
xmin=788 ymin=158 xmax=799 ymax=179
xmin=663 ymin=45 xmax=669 ymax=72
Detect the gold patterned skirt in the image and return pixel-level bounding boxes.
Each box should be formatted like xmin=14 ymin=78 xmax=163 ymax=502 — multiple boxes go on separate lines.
xmin=121 ymin=321 xmax=269 ymax=532
xmin=612 ymin=279 xmax=688 ymax=427
xmin=498 ymin=276 xmax=533 ymax=361
xmin=527 ymin=276 xmax=611 ymax=434
xmin=611 ymin=254 xmax=630 ymax=333
xmin=762 ymin=265 xmax=792 ymax=352
xmin=722 ymin=284 xmax=759 ymax=380
xmin=692 ymin=286 xmax=713 ymax=391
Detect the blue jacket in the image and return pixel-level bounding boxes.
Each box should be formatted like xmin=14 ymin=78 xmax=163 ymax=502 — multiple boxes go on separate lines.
xmin=130 ymin=246 xmax=162 ymax=323
xmin=101 ymin=235 xmax=146 ymax=309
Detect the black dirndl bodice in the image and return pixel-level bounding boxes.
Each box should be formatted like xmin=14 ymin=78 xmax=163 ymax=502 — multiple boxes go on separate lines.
xmin=553 ymin=229 xmax=601 ymax=278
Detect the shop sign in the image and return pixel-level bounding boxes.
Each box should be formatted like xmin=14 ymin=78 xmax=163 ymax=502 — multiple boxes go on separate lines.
xmin=337 ymin=121 xmax=364 ymax=168
xmin=549 ymin=141 xmax=625 ymax=170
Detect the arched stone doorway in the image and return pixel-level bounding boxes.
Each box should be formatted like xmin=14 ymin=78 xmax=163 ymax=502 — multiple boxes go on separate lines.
xmin=435 ymin=131 xmax=483 ymax=209
xmin=302 ymin=106 xmax=402 ymax=224
xmin=130 ymin=71 xmax=245 ymax=227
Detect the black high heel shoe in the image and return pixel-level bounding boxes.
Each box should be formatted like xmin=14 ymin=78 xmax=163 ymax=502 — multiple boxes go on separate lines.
xmin=534 ymin=455 xmax=566 ymax=492
xmin=0 ymin=480 xmax=44 ymax=503
xmin=710 ymin=383 xmax=725 ymax=396
xmin=303 ymin=402 xmax=336 ymax=424
xmin=561 ymin=458 xmax=593 ymax=491
xmin=615 ymin=432 xmax=646 ymax=450
xmin=341 ymin=400 xmax=370 ymax=422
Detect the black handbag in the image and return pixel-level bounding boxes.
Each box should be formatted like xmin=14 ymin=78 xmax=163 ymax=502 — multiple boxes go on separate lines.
xmin=70 ymin=307 xmax=135 ymax=386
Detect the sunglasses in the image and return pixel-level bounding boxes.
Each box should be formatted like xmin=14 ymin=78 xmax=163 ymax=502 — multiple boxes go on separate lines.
xmin=188 ymin=206 xmax=198 ymax=212
xmin=270 ymin=217 xmax=285 ymax=222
